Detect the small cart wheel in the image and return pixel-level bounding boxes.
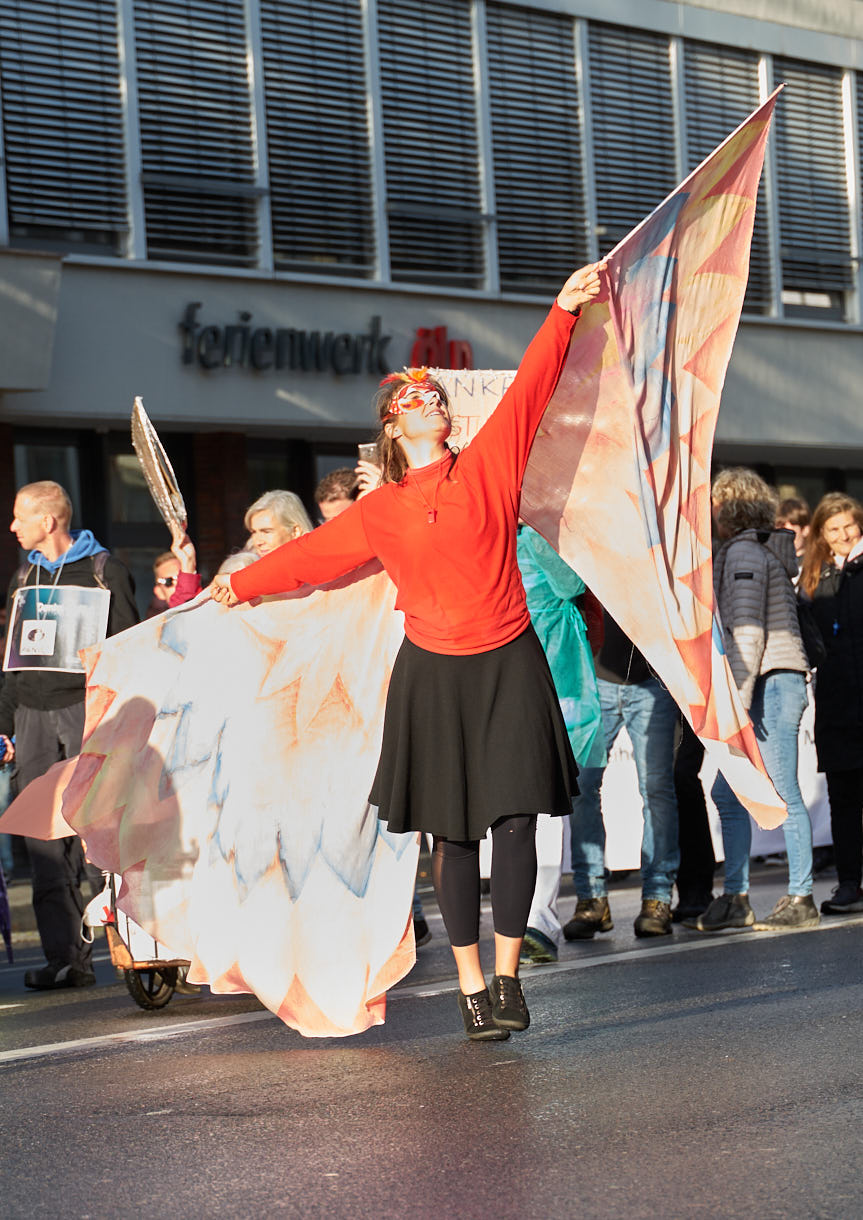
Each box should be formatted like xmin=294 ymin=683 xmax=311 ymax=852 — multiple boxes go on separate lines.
xmin=124 ymin=966 xmax=178 ymax=1010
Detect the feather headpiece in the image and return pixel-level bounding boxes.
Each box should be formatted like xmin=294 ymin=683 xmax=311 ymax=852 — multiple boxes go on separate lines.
xmin=379 ymin=367 xmax=444 ymax=417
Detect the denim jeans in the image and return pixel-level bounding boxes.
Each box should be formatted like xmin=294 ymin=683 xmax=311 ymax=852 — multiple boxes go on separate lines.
xmin=570 ymin=676 xmax=680 ymax=902
xmin=711 ymin=670 xmax=812 ymax=896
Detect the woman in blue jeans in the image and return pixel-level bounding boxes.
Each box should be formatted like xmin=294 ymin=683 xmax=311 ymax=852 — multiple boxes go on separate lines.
xmin=687 ymin=469 xmax=818 ymax=932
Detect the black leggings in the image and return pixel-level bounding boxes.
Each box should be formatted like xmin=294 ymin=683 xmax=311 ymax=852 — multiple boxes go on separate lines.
xmin=431 ymin=815 xmax=538 ymax=947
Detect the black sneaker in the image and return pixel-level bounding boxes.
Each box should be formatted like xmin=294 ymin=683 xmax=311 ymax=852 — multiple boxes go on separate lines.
xmin=24 ymin=962 xmax=97 ymax=990
xmin=413 ymin=916 xmax=432 ymax=947
xmin=490 ymin=974 xmax=530 ymax=1031
xmin=671 ymin=892 xmax=714 ymax=923
xmin=562 ymin=896 xmax=613 ymax=940
xmin=683 ymin=892 xmax=754 ymax=932
xmin=633 ymin=899 xmax=673 ymax=938
xmin=820 ymin=883 xmax=863 ymax=914
xmin=457 ymin=988 xmax=510 ymax=1041
xmin=752 ymin=894 xmax=820 ymax=931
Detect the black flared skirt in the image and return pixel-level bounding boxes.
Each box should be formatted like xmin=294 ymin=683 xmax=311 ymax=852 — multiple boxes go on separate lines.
xmin=370 ymin=625 xmax=579 ymax=840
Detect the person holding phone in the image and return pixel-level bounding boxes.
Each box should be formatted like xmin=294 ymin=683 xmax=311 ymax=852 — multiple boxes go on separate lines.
xmin=210 ymin=262 xmax=605 ymax=1041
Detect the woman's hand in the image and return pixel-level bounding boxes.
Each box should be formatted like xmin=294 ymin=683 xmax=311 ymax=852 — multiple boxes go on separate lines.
xmin=0 ymin=735 xmax=14 ymax=765
xmin=355 ymin=460 xmax=383 ymax=498
xmin=557 ymin=261 xmax=607 ymax=313
xmin=207 ymin=574 xmax=241 ymax=607
xmin=170 ymin=522 xmax=198 ymax=574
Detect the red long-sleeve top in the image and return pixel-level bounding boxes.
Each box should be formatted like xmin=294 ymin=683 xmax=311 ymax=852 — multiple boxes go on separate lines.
xmin=231 ymin=301 xmax=579 ymax=655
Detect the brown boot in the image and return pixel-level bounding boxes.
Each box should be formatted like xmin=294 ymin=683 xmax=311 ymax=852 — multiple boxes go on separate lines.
xmin=562 ymin=896 xmax=613 ymax=941
xmin=634 ymin=899 xmax=673 ymax=938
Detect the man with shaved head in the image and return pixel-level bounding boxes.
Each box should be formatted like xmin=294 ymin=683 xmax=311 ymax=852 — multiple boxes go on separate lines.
xmin=0 ymin=481 xmax=138 ymax=989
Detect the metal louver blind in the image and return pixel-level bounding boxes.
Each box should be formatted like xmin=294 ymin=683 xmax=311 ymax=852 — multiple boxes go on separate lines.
xmin=588 ymin=23 xmax=676 ymax=253
xmin=134 ymin=0 xmax=258 ymax=265
xmin=486 ymin=4 xmax=588 ymax=294
xmin=683 ymin=41 xmax=771 ymax=313
xmin=260 ymin=0 xmax=374 ymax=275
xmin=773 ymin=58 xmax=852 ymax=293
xmin=377 ymin=0 xmax=484 ymax=287
xmin=0 ymin=1 xmax=126 ymax=250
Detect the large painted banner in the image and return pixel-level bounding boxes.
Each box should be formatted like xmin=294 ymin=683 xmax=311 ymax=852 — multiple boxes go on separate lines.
xmin=442 ymin=91 xmax=785 ymax=829
xmin=1 ymin=96 xmax=783 ymax=1035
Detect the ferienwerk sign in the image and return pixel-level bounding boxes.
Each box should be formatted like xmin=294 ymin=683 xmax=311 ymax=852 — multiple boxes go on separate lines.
xmin=180 ymin=303 xmax=392 ymax=375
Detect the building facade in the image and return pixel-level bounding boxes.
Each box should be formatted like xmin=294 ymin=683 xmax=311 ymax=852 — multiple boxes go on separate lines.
xmin=1 ymin=0 xmax=863 ymax=603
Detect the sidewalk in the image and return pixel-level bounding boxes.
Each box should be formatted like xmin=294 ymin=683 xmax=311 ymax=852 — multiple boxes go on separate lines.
xmin=3 ymin=855 xmax=844 ymax=958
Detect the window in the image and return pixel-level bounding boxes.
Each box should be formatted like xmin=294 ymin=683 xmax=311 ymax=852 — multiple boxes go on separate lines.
xmin=261 ymin=0 xmax=374 ymax=275
xmin=774 ymin=58 xmax=853 ymax=317
xmin=377 ymin=0 xmax=484 ymax=287
xmin=588 ymin=23 xmax=676 ymax=253
xmin=684 ymin=40 xmax=772 ymax=314
xmin=486 ymin=3 xmax=588 ymax=293
xmin=0 ymin=0 xmax=127 ymax=253
xmin=134 ymin=0 xmax=259 ymax=265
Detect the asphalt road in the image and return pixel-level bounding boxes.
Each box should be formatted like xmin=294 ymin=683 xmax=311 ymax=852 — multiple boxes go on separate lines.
xmin=1 ymin=875 xmax=861 ymax=1219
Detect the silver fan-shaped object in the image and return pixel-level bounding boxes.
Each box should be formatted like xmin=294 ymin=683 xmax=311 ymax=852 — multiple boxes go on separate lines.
xmin=130 ymin=397 xmax=188 ymax=532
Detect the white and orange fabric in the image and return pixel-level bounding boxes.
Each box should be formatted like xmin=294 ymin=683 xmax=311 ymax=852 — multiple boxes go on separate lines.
xmin=1 ymin=96 xmax=783 ymax=1034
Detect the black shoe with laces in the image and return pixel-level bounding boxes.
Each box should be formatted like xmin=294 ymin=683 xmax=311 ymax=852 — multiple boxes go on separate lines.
xmin=457 ymin=988 xmax=510 ymax=1041
xmin=490 ymin=974 xmax=530 ymax=1031
xmin=820 ymin=883 xmax=863 ymax=914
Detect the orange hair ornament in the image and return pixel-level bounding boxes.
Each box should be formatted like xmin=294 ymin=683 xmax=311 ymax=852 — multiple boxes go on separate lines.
xmin=380 ymin=367 xmax=443 ymax=417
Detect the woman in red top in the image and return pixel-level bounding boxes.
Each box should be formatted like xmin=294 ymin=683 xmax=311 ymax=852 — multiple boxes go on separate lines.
xmin=212 ymin=262 xmax=605 ymax=1041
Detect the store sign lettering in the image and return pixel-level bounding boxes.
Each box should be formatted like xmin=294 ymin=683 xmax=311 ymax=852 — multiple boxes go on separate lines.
xmin=179 ymin=304 xmax=474 ymax=375
xmin=180 ymin=303 xmax=392 ymax=374
xmin=410 ymin=326 xmax=473 ymax=370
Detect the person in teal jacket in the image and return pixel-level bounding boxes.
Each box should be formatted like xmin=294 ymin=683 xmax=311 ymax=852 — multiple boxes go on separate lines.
xmin=516 ymin=526 xmax=605 ymax=964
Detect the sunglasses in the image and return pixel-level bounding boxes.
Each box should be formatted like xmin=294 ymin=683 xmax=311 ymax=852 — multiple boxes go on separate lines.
xmin=155 ymin=576 xmax=177 ymax=587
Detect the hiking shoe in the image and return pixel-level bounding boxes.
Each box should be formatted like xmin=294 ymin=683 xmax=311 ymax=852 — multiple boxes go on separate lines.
xmin=752 ymin=894 xmax=820 ymax=931
xmin=414 ymin=916 xmax=432 ymax=947
xmin=562 ymin=897 xmax=613 ymax=940
xmin=520 ymin=927 xmax=558 ymax=966
xmin=672 ymin=892 xmax=714 ymax=923
xmin=24 ymin=962 xmax=97 ymax=990
xmin=820 ymin=883 xmax=863 ymax=914
xmin=683 ymin=892 xmax=754 ymax=932
xmin=490 ymin=974 xmax=530 ymax=1031
xmin=634 ymin=899 xmax=673 ymax=938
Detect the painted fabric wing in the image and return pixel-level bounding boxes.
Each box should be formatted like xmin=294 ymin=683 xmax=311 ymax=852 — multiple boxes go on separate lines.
xmin=3 ymin=566 xmax=417 ymax=1037
xmin=445 ymin=95 xmax=785 ymax=826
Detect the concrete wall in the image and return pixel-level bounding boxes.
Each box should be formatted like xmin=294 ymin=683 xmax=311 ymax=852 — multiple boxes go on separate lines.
xmin=2 ymin=263 xmax=862 ymax=462
xmin=0 ymin=251 xmax=62 ymax=391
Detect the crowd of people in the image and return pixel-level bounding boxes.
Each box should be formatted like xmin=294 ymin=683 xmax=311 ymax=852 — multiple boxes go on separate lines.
xmin=1 ymin=261 xmax=862 ymax=1042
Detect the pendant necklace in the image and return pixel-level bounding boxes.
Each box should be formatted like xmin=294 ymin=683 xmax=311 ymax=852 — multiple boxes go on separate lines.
xmin=412 ymin=460 xmax=446 ymax=524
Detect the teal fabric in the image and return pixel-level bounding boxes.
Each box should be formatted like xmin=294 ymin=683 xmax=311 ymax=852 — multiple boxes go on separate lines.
xmin=517 ymin=526 xmax=605 ymax=768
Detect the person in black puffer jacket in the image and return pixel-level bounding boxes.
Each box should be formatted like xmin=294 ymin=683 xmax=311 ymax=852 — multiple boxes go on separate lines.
xmin=800 ymin=492 xmax=863 ymax=916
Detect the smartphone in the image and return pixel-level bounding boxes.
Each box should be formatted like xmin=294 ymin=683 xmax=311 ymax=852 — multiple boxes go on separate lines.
xmin=357 ymin=442 xmax=379 ymax=463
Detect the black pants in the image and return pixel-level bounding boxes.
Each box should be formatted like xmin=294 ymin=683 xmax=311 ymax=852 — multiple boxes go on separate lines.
xmin=15 ymin=702 xmax=98 ymax=970
xmin=431 ymin=814 xmax=537 ymax=948
xmin=674 ymin=717 xmax=716 ymax=903
xmin=825 ymin=768 xmax=863 ymax=887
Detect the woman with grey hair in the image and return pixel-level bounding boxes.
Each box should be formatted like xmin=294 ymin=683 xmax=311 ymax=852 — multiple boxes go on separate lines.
xmin=244 ymin=490 xmax=313 ymax=557
xmin=686 ymin=467 xmax=818 ymax=933
xmin=165 ymin=490 xmax=313 ymax=606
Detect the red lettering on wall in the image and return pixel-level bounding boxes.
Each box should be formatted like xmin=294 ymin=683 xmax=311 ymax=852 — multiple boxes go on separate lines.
xmin=410 ymin=326 xmax=473 ymax=370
